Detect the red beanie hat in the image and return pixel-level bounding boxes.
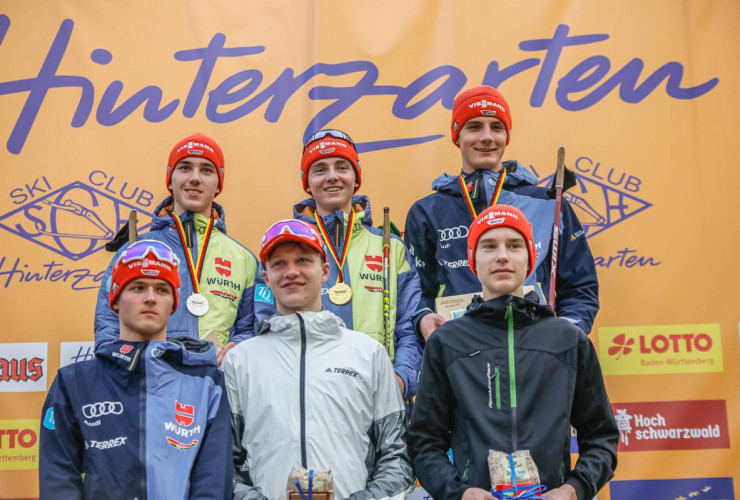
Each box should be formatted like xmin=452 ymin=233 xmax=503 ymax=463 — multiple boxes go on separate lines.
xmin=300 ymin=130 xmax=361 ymax=194
xmin=167 ymin=133 xmax=225 ymax=195
xmin=109 ymin=240 xmax=181 ymax=313
xmin=451 ymin=86 xmax=512 ymax=146
xmin=467 ymin=205 xmax=536 ymax=278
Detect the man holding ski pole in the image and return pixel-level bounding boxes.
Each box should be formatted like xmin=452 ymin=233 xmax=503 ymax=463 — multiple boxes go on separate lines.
xmin=254 ymin=129 xmax=424 ymax=400
xmin=405 ymin=85 xmax=599 ymax=340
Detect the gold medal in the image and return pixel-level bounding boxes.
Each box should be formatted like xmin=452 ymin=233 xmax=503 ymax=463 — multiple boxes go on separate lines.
xmin=328 ymin=282 xmax=352 ymax=305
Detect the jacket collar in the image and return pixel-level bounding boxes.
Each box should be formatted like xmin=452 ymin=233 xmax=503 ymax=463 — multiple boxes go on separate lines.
xmin=258 ymin=310 xmax=346 ymax=342
xmin=150 ymin=195 xmax=227 ymax=233
xmin=293 ymin=194 xmax=372 ymax=226
xmin=466 ymin=294 xmax=554 ymax=327
xmin=431 ymin=160 xmax=538 ymax=195
xmin=96 ymin=337 xmax=217 ymax=371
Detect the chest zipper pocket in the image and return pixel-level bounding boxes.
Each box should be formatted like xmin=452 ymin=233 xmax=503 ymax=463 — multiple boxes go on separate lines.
xmin=487 ymin=362 xmax=502 ymax=410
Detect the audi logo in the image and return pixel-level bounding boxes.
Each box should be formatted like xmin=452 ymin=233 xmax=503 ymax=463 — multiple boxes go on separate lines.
xmin=82 ymin=401 xmax=124 ymax=419
xmin=438 ymin=226 xmax=469 ymax=241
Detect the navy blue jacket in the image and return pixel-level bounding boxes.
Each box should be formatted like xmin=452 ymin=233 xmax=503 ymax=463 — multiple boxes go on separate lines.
xmin=40 ymin=338 xmax=232 ymax=499
xmin=404 ymin=161 xmax=599 ymax=333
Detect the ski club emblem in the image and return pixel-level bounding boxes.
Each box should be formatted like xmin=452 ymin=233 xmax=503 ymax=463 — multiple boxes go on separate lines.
xmin=214 ymin=257 xmax=231 ymax=277
xmin=174 ymin=400 xmax=195 ymax=427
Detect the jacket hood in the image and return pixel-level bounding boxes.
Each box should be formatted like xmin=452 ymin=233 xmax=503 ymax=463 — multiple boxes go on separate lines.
xmin=96 ymin=338 xmax=218 ymax=370
xmin=258 ymin=310 xmax=347 ymax=341
xmin=150 ymin=195 xmax=227 ymax=233
xmin=466 ymin=294 xmax=555 ymax=326
xmin=293 ymin=195 xmax=372 ymax=226
xmin=432 ymin=160 xmax=538 ymax=194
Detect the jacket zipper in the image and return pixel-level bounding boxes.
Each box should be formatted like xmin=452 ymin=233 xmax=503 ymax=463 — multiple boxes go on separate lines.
xmin=135 ymin=344 xmax=148 ymax=499
xmin=298 ymin=314 xmax=308 ymax=468
xmin=507 ymin=302 xmax=518 ymax=450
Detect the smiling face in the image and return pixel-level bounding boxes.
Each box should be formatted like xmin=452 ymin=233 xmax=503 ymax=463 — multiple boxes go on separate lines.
xmin=474 ymin=226 xmax=529 ymax=300
xmin=457 ymin=116 xmax=508 ymax=173
xmin=263 ymin=242 xmax=329 ymax=315
xmin=169 ymin=157 xmax=220 ymax=216
xmin=306 ymin=157 xmax=358 ymax=216
xmin=113 ymin=278 xmax=174 ymax=342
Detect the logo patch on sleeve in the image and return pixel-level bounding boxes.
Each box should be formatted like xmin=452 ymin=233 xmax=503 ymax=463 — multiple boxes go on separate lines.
xmin=254 ymin=284 xmax=274 ymax=304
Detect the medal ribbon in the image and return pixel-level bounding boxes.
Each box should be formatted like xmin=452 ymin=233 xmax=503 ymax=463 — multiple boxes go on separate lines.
xmin=314 ymin=210 xmax=355 ymax=283
xmin=171 ymin=214 xmax=214 ymax=294
xmin=458 ymin=167 xmax=507 ymax=220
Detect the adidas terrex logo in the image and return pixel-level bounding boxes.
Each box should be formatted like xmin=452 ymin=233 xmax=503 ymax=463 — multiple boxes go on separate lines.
xmin=325 ymin=367 xmax=358 ymax=378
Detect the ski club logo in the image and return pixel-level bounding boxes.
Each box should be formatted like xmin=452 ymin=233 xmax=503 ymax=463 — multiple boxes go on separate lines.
xmin=362 ymin=255 xmax=384 ymax=292
xmin=174 ymin=401 xmax=195 ymax=426
xmin=533 ymin=156 xmax=660 ymax=270
xmin=214 ymin=257 xmax=231 ymax=277
xmin=0 ymin=179 xmax=154 ymax=261
xmin=611 ymin=401 xmax=729 ymax=451
xmin=610 ymin=477 xmax=735 ymax=500
xmin=598 ymin=324 xmax=723 ymax=376
xmin=0 ymin=343 xmax=47 ymax=393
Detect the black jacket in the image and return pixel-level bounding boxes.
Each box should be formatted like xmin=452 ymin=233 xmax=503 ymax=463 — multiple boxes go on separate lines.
xmin=408 ymin=295 xmax=618 ymax=500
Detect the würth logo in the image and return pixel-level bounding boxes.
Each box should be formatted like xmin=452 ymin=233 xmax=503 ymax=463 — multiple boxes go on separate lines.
xmin=215 ymin=257 xmax=231 ymax=277
xmin=175 ymin=401 xmax=195 ymax=427
xmin=365 ymin=255 xmax=382 ymax=273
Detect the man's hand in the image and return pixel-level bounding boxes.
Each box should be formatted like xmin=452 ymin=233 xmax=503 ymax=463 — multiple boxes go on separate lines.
xmin=461 ymin=487 xmax=494 ymax=500
xmin=419 ymin=312 xmax=446 ymax=340
xmin=395 ymin=374 xmax=405 ymax=396
xmin=217 ymin=341 xmax=236 ymax=368
xmin=544 ymin=484 xmax=577 ymax=500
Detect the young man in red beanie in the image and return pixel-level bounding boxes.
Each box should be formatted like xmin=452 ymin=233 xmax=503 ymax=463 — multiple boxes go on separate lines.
xmin=405 ymin=86 xmax=599 ymax=340
xmin=408 ymin=205 xmax=618 ymax=500
xmin=253 ymin=129 xmax=424 ymax=401
xmin=224 ymin=220 xmax=413 ymax=500
xmin=41 ymin=240 xmax=232 ymax=499
xmin=95 ymin=133 xmax=259 ymax=363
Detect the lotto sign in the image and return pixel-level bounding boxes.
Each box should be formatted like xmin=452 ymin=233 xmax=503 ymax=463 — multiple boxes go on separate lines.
xmin=598 ymin=324 xmax=723 ymax=375
xmin=0 ymin=419 xmax=39 ymax=470
xmin=613 ymin=400 xmax=730 ymax=452
xmin=0 ymin=343 xmax=48 ymax=392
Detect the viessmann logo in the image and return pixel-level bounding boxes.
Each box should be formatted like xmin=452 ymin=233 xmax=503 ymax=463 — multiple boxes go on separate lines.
xmin=612 ymin=400 xmax=729 ymax=452
xmin=598 ymin=324 xmax=723 ymax=376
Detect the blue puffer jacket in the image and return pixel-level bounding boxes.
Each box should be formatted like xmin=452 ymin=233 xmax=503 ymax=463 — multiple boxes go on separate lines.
xmin=39 ymin=338 xmax=232 ymax=500
xmin=254 ymin=195 xmax=424 ymax=399
xmin=404 ymin=161 xmax=599 ymax=334
xmin=94 ymin=197 xmax=260 ymax=351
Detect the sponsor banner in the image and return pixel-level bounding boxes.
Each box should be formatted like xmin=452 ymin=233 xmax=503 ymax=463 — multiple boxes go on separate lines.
xmin=599 ymin=324 xmax=723 ymax=376
xmin=59 ymin=341 xmax=95 ymax=368
xmin=613 ymin=400 xmax=729 ymax=451
xmin=0 ymin=419 xmax=39 ymax=470
xmin=0 ymin=343 xmax=48 ymax=392
xmin=610 ymin=477 xmax=734 ymax=500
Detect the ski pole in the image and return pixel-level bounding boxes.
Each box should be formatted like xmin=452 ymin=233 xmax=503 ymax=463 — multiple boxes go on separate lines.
xmin=548 ymin=146 xmax=565 ymax=309
xmin=382 ymin=207 xmax=391 ymax=354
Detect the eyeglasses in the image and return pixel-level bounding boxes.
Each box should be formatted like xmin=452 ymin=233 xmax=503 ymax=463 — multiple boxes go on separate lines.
xmin=303 ymin=129 xmax=356 ymax=152
xmin=117 ymin=240 xmax=180 ymax=268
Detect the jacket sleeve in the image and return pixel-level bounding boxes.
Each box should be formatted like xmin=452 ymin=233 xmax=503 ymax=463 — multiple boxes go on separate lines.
xmin=222 ymin=353 xmax=269 ymax=500
xmin=94 ymin=247 xmax=126 ymax=351
xmin=39 ymin=372 xmax=84 ymax=500
xmin=407 ymin=333 xmax=469 ymax=500
xmin=548 ymin=199 xmax=599 ymax=333
xmin=404 ymin=201 xmax=440 ymax=313
xmin=348 ymin=347 xmax=414 ymax=500
xmin=564 ymin=332 xmax=619 ymax=499
xmin=189 ymin=371 xmax=234 ymax=499
xmin=391 ymin=236 xmax=424 ymax=399
xmin=231 ymin=253 xmax=260 ymax=344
